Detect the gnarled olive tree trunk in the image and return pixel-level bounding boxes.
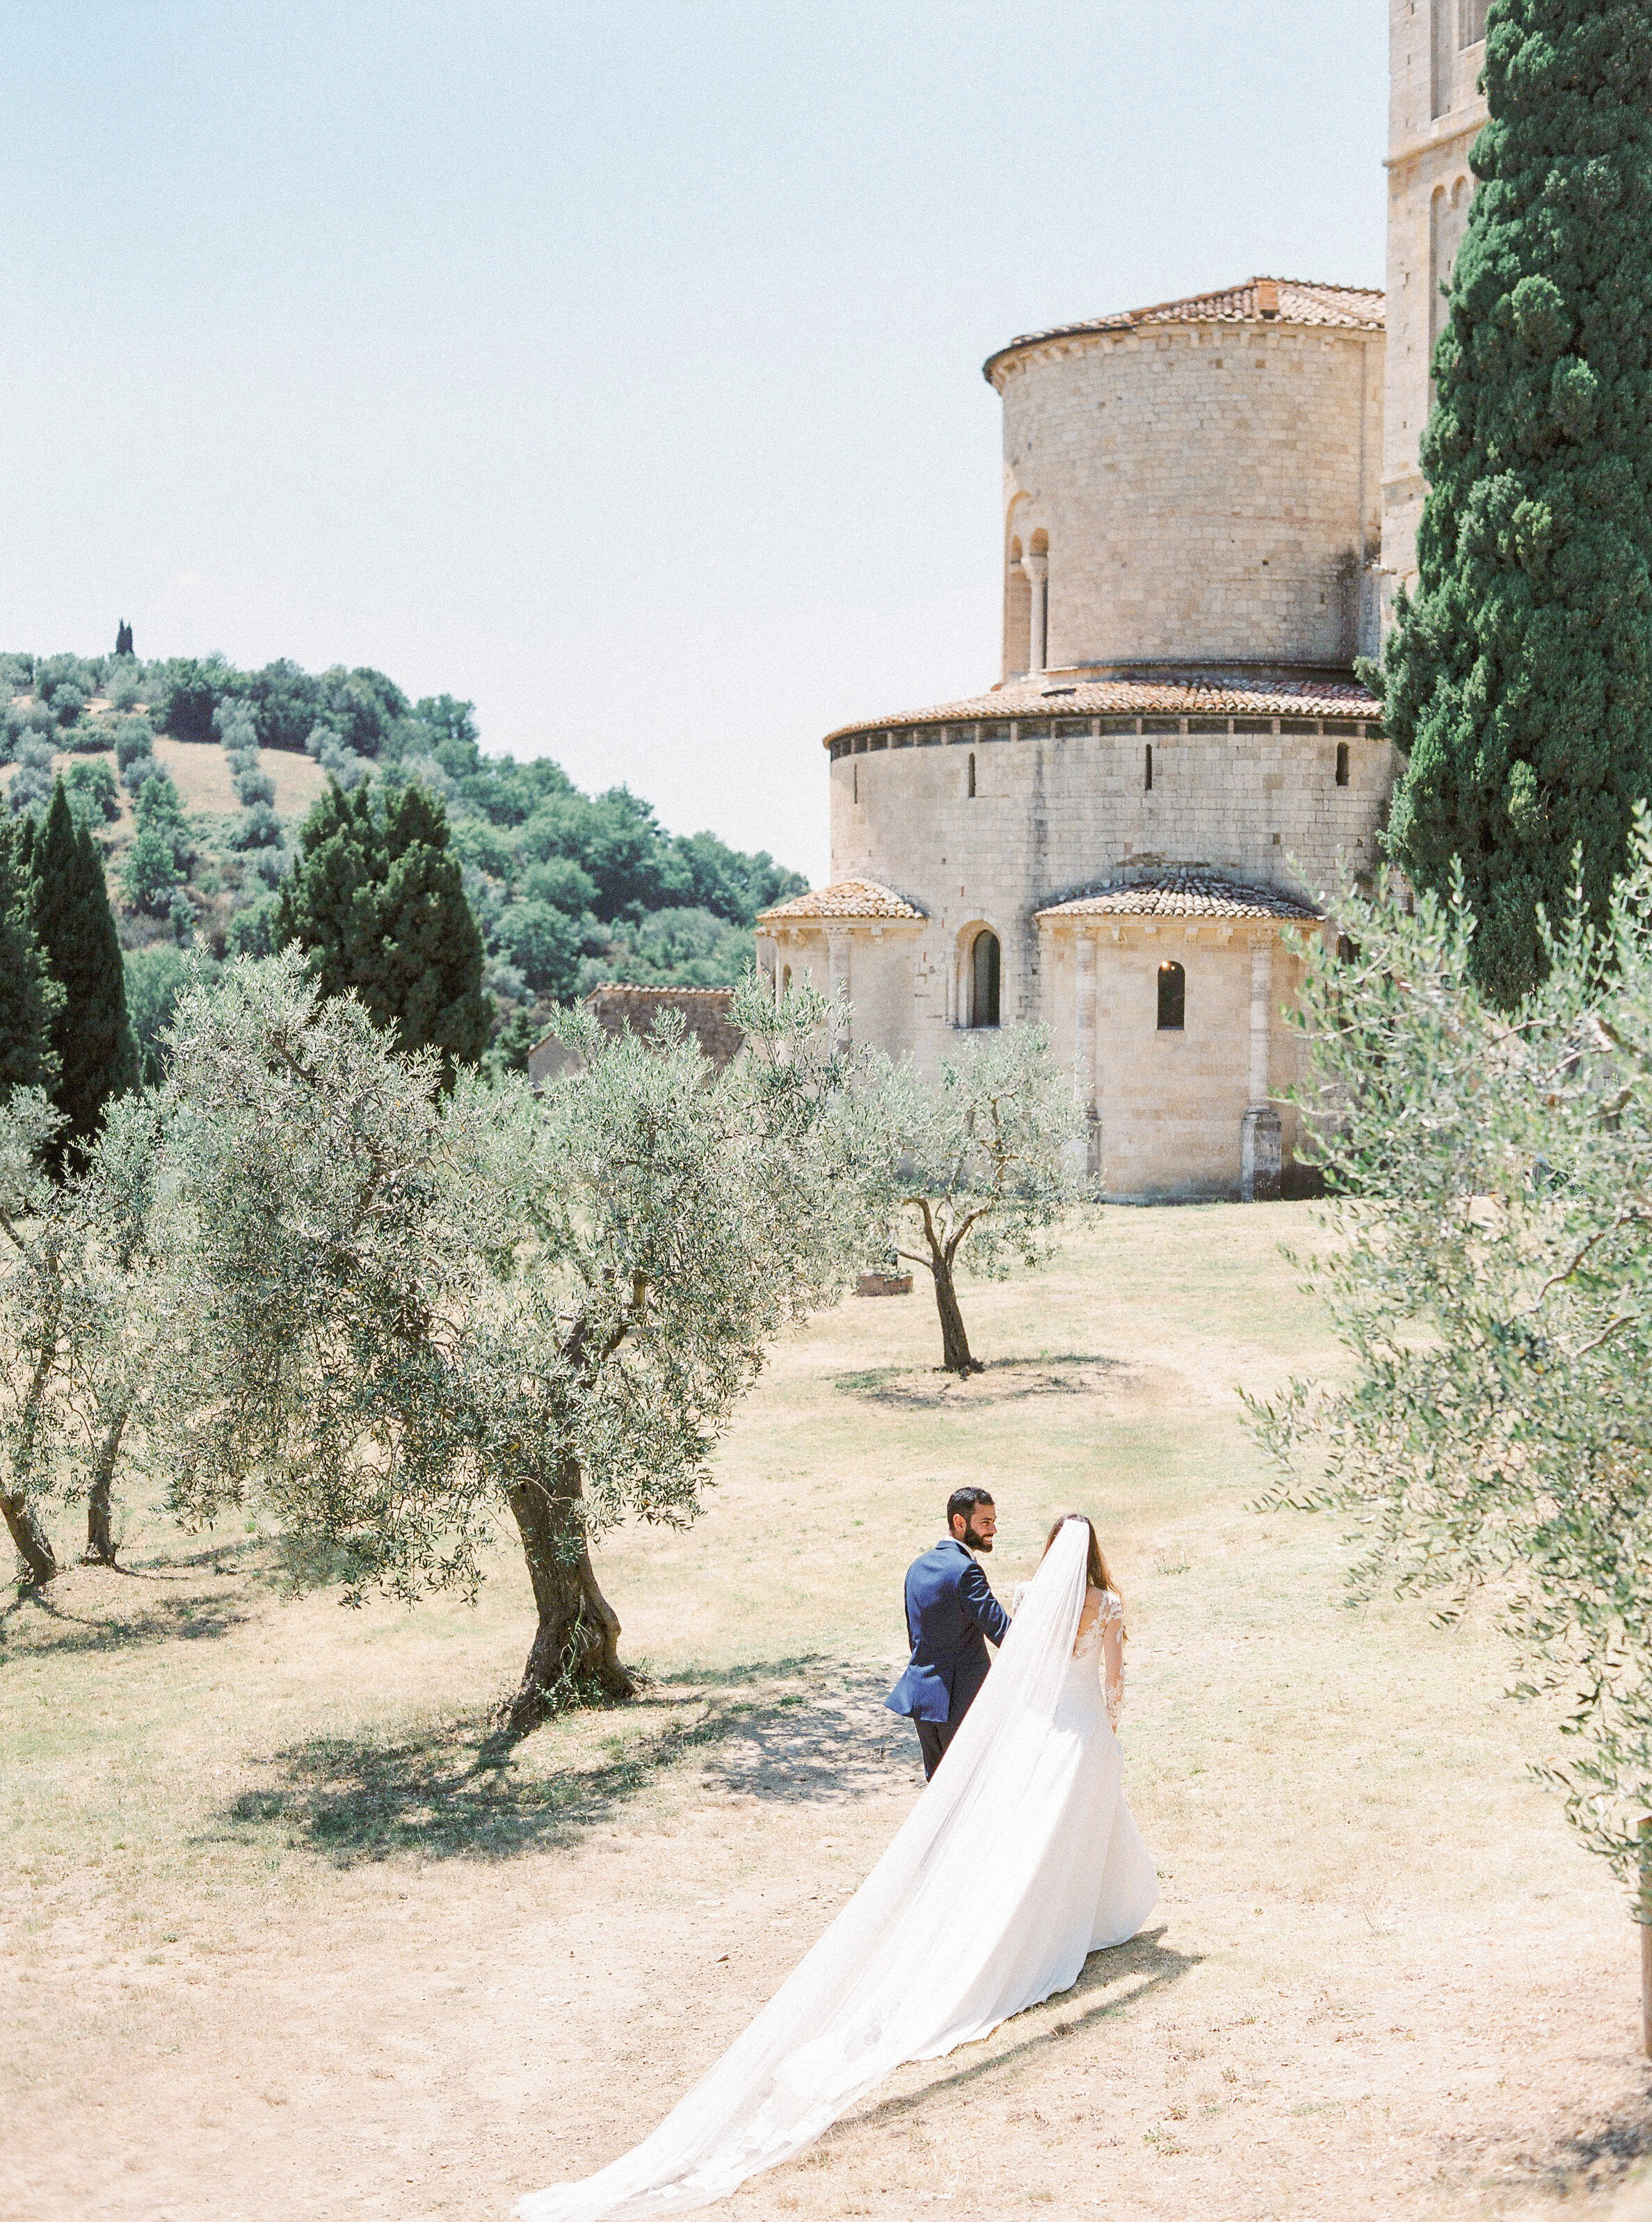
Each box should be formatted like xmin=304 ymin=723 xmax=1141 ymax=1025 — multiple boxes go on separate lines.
xmin=5 ymin=1263 xmax=65 ymax=1583
xmin=928 ymin=1258 xmax=980 ymax=1377
xmin=907 ymin=1200 xmax=985 ymax=1377
xmin=83 ymin=1403 xmax=130 ymax=1567
xmin=504 ymin=1464 xmax=634 ymax=1736
xmin=1 ymin=1485 xmax=58 ymax=1584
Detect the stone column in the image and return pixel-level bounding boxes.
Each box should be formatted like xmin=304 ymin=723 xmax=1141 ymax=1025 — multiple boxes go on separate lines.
xmin=1241 ymin=933 xmax=1282 ymax=1202
xmin=1073 ymin=929 xmax=1099 ymax=1173
xmin=827 ymin=929 xmax=850 ymax=1053
xmin=1020 ymin=550 xmax=1049 ymax=675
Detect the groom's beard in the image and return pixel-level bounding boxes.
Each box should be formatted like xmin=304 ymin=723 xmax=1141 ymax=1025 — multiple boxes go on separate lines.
xmin=963 ymin=1524 xmax=993 ymax=1551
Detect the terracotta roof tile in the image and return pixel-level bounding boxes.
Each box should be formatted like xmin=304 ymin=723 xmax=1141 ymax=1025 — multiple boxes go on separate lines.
xmin=824 ymin=674 xmax=1379 ymax=748
xmin=984 ymin=278 xmax=1384 ymax=382
xmin=756 ymin=877 xmax=926 ymax=923
xmin=1037 ymin=874 xmax=1322 ymax=923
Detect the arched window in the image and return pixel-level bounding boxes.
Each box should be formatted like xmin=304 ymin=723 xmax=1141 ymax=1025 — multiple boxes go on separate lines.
xmin=1335 ymin=741 xmax=1349 ymax=786
xmin=968 ymin=751 xmax=976 ymax=799
xmin=1430 ymin=175 xmax=1471 ymax=366
xmin=1157 ymin=959 xmax=1185 ymax=1032
xmin=1144 ymin=743 xmax=1153 ymax=792
xmin=970 ymin=930 xmax=1000 ymax=1028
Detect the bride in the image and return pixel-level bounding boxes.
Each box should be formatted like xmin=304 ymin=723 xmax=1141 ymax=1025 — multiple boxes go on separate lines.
xmin=517 ymin=1513 xmax=1157 ymax=2221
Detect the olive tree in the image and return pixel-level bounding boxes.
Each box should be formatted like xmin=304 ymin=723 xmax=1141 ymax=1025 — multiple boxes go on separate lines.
xmin=0 ymin=1090 xmax=166 ymax=1579
xmin=0 ymin=1094 xmax=74 ymax=1581
xmin=1249 ymin=824 xmax=1652 ymax=1899
xmin=851 ymin=1026 xmax=1085 ymax=1375
xmin=154 ymin=957 xmax=864 ymax=1732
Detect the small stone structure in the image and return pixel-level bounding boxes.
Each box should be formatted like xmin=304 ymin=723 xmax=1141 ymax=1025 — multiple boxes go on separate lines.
xmin=528 ymin=986 xmax=743 ymax=1088
xmin=756 ymin=10 xmax=1485 ymax=1203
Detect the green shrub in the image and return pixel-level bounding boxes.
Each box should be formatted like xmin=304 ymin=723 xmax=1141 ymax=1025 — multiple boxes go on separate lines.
xmin=65 ymin=758 xmax=119 ymax=826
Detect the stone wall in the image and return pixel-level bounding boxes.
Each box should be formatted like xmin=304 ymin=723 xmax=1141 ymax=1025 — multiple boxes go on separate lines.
xmin=760 ymin=902 xmax=1318 ymax=1204
xmin=829 ymin=719 xmax=1395 ymax=1039
xmin=764 ymin=718 xmax=1396 ymax=1196
xmin=1041 ymin=920 xmax=1313 ymax=1201
xmin=1381 ymin=0 xmax=1488 ymax=613
xmin=993 ymin=322 xmax=1384 ymax=680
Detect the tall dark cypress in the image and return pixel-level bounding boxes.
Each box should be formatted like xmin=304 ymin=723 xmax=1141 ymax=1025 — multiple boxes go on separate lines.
xmin=0 ymin=819 xmax=61 ymax=1100
xmin=29 ymin=783 xmax=139 ymax=1153
xmin=1381 ymin=1 xmax=1652 ymax=1003
xmin=376 ymin=783 xmax=492 ymax=1073
xmin=276 ymin=778 xmax=492 ymax=1080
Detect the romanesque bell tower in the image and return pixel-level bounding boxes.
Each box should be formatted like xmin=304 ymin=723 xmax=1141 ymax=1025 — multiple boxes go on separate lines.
xmin=1380 ymin=0 xmax=1489 ymax=619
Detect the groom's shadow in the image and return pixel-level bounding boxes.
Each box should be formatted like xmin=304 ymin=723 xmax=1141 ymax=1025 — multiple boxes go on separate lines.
xmin=830 ymin=1926 xmax=1198 ymax=2132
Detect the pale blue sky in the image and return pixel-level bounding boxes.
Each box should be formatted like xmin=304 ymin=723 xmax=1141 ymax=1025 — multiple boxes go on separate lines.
xmin=0 ymin=1 xmax=1386 ymax=884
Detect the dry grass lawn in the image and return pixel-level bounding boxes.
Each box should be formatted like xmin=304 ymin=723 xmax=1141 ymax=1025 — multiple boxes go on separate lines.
xmin=3 ymin=1205 xmax=1651 ymax=2221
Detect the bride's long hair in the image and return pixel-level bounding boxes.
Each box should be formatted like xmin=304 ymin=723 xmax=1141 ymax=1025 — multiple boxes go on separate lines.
xmin=1041 ymin=1514 xmax=1116 ymax=1601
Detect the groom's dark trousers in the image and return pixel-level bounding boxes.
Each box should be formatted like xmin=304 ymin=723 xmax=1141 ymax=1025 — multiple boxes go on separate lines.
xmin=885 ymin=1537 xmax=1011 ymax=1779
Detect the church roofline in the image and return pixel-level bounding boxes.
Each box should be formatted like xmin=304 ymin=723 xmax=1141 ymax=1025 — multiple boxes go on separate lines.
xmin=1036 ymin=874 xmax=1323 ymax=925
xmin=756 ymin=877 xmax=927 ymax=925
xmin=982 ymin=277 xmax=1384 ymax=385
xmin=821 ymin=673 xmax=1381 ymax=749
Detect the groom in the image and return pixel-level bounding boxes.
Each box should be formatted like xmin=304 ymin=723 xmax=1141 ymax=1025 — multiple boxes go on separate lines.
xmin=885 ymin=1487 xmax=1011 ymax=1779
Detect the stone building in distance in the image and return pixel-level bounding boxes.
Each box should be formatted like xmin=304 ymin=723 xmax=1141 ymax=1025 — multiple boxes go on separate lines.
xmin=757 ymin=3 xmax=1492 ymax=1204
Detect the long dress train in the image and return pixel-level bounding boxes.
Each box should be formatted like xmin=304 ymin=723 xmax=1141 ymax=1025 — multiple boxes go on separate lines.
xmin=516 ymin=1517 xmax=1157 ymax=2221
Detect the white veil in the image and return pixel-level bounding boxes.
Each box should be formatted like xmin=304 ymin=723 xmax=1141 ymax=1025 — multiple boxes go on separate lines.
xmin=518 ymin=1516 xmax=1095 ymax=2222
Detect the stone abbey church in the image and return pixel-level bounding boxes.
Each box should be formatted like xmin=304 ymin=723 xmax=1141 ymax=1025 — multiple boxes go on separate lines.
xmin=755 ymin=1 xmax=1490 ymax=1201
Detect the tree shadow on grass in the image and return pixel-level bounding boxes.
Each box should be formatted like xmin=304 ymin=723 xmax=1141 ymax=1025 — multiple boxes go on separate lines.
xmin=0 ymin=1532 xmax=364 ymax=1661
xmin=0 ymin=1561 xmax=257 ymax=1658
xmin=832 ymin=1354 xmax=1128 ymax=1407
xmin=1529 ymin=2077 xmax=1652 ymax=2200
xmin=209 ymin=1656 xmax=915 ymax=1867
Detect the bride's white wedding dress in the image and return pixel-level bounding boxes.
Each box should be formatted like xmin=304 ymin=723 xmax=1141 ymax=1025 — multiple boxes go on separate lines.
xmin=517 ymin=1517 xmax=1157 ymax=2221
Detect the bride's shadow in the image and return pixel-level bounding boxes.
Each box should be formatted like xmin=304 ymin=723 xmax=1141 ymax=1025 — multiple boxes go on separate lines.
xmin=831 ymin=1926 xmax=1198 ymax=2132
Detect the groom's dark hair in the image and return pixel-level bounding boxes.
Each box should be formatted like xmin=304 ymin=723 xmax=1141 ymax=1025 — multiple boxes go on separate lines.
xmin=947 ymin=1487 xmax=994 ymax=1528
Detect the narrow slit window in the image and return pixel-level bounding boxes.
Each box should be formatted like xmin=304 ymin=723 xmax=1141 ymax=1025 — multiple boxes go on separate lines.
xmin=852 ymin=763 xmax=858 ymax=804
xmin=1144 ymin=744 xmax=1153 ymax=792
xmin=1157 ymin=959 xmax=1185 ymax=1032
xmin=1335 ymin=741 xmax=1350 ymax=786
xmin=969 ymin=929 xmax=1000 ymax=1028
xmin=968 ymin=751 xmax=977 ymax=799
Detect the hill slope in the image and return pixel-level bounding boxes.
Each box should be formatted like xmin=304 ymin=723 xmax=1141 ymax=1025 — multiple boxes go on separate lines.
xmin=0 ymin=649 xmax=808 ymax=1053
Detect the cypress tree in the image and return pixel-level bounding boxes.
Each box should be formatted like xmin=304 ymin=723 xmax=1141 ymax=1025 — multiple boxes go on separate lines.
xmin=276 ymin=779 xmax=492 ymax=1078
xmin=29 ymin=783 xmax=139 ymax=1154
xmin=0 ymin=820 xmax=61 ymax=1100
xmin=1381 ymin=1 xmax=1652 ymax=1004
xmin=272 ymin=782 xmax=387 ymax=1002
xmin=376 ymin=783 xmax=493 ymax=1071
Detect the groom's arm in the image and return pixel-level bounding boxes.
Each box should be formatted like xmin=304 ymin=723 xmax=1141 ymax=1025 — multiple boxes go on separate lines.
xmin=959 ymin=1559 xmax=1011 ymax=1648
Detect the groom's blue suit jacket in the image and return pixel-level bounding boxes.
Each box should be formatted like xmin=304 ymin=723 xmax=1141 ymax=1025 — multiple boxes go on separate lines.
xmin=885 ymin=1538 xmax=1012 ymax=1726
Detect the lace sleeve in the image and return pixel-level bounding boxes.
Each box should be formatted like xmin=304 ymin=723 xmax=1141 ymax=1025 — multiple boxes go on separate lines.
xmin=1101 ymin=1591 xmax=1124 ymax=1731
